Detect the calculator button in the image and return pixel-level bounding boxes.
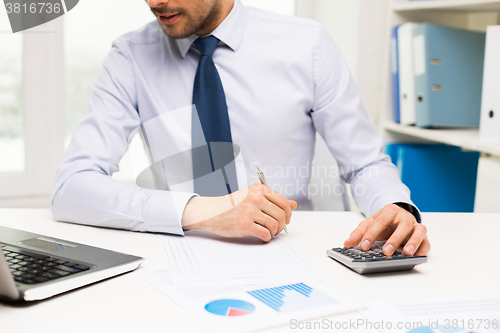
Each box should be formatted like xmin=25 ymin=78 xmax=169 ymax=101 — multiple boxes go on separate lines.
xmin=45 ymin=257 xmax=60 ymax=262
xmin=54 ymin=265 xmax=80 ymax=274
xmin=34 ymin=277 xmax=49 ymax=283
xmin=63 ymin=262 xmax=79 ymax=267
xmin=27 ymin=269 xmax=42 ymax=275
xmin=47 ymin=269 xmax=69 ymax=277
xmin=73 ymin=264 xmax=90 ymax=271
xmin=41 ymin=272 xmax=62 ymax=279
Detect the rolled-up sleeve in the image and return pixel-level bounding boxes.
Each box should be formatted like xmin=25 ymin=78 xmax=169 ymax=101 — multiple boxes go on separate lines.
xmin=311 ymin=26 xmax=418 ymax=217
xmin=51 ymin=42 xmax=194 ymax=235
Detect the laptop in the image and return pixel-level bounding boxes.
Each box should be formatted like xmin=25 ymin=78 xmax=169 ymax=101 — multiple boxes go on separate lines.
xmin=0 ymin=225 xmax=144 ymax=302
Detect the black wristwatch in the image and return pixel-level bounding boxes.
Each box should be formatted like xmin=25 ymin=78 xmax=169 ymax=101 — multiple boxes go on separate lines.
xmin=394 ymin=202 xmax=422 ymax=223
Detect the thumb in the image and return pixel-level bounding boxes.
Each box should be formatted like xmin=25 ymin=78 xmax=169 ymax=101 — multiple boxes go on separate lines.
xmin=289 ymin=200 xmax=298 ymax=211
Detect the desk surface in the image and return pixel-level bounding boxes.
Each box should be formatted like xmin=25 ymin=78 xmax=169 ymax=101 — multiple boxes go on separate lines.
xmin=0 ymin=209 xmax=499 ymax=333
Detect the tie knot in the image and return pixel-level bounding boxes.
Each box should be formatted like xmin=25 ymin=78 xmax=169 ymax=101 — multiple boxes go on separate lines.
xmin=193 ymin=35 xmax=220 ymax=57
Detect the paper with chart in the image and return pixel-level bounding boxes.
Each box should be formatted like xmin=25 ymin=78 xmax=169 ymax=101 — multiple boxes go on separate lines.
xmin=160 ymin=232 xmax=322 ymax=287
xmin=361 ymin=293 xmax=500 ymax=333
xmin=137 ymin=263 xmax=361 ymax=333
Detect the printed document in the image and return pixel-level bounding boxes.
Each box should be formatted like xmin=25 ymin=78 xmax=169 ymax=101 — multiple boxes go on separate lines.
xmin=361 ymin=293 xmax=500 ymax=333
xmin=137 ymin=264 xmax=360 ymax=333
xmin=160 ymin=232 xmax=322 ymax=287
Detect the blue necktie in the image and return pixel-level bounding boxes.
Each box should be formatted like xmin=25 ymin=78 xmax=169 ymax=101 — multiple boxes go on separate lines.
xmin=192 ymin=35 xmax=238 ymax=196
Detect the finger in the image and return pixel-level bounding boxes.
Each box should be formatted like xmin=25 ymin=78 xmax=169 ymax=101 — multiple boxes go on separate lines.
xmin=382 ymin=217 xmax=415 ymax=255
xmin=344 ymin=218 xmax=372 ymax=247
xmin=250 ymin=222 xmax=272 ymax=242
xmin=376 ymin=227 xmax=397 ymax=242
xmin=261 ymin=186 xmax=292 ymax=226
xmin=414 ymin=235 xmax=431 ymax=256
xmin=255 ymin=210 xmax=280 ymax=236
xmin=344 ymin=206 xmax=388 ymax=247
xmin=258 ymin=195 xmax=286 ymax=234
xmin=402 ymin=224 xmax=427 ymax=256
xmin=285 ymin=200 xmax=298 ymax=225
xmin=360 ymin=205 xmax=399 ymax=250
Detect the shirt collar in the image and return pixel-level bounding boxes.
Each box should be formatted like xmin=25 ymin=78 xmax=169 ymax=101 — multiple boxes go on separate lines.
xmin=175 ymin=0 xmax=245 ymax=58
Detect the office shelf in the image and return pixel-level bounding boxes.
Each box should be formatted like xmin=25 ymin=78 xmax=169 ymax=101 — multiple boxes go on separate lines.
xmin=381 ymin=0 xmax=500 ymax=157
xmin=393 ymin=0 xmax=500 ymax=12
xmin=380 ymin=0 xmax=500 ymax=212
xmin=383 ymin=121 xmax=500 ymax=156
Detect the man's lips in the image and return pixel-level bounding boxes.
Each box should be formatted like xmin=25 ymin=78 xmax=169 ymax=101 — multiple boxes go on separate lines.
xmin=158 ymin=13 xmax=181 ymax=25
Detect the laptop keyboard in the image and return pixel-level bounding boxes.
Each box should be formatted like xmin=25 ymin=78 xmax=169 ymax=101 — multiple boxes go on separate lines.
xmin=1 ymin=243 xmax=91 ymax=285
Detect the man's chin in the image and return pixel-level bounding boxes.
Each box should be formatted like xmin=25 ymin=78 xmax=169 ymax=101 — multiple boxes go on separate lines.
xmin=160 ymin=24 xmax=195 ymax=40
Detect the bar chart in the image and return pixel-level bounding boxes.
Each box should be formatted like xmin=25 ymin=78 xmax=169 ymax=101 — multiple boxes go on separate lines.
xmin=247 ymin=283 xmax=337 ymax=313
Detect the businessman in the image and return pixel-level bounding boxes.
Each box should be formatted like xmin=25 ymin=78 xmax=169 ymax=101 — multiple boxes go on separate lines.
xmin=52 ymin=0 xmax=430 ymax=256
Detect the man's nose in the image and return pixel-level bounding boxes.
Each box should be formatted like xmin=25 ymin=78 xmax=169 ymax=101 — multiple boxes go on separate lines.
xmin=146 ymin=0 xmax=170 ymax=8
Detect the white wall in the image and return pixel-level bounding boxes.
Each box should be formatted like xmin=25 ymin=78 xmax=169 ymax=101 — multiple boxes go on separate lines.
xmin=314 ymin=0 xmax=361 ymax=79
xmin=474 ymin=155 xmax=500 ymax=214
xmin=297 ymin=0 xmax=388 ymax=211
xmin=300 ymin=0 xmax=388 ymax=124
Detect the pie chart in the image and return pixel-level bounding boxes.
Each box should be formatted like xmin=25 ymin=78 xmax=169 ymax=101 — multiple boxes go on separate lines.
xmin=205 ymin=299 xmax=255 ymax=316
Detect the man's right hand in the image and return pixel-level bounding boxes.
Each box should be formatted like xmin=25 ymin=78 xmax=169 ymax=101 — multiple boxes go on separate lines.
xmin=181 ymin=184 xmax=298 ymax=242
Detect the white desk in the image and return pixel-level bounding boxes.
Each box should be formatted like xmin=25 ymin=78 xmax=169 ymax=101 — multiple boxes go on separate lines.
xmin=0 ymin=209 xmax=499 ymax=333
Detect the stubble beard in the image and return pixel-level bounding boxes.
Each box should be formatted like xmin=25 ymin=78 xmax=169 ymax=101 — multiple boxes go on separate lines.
xmin=156 ymin=0 xmax=222 ymax=39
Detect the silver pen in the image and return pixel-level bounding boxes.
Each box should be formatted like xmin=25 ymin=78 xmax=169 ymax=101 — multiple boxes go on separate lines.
xmin=256 ymin=167 xmax=288 ymax=234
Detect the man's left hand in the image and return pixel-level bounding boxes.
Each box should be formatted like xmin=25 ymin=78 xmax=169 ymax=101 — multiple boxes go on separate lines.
xmin=343 ymin=204 xmax=431 ymax=256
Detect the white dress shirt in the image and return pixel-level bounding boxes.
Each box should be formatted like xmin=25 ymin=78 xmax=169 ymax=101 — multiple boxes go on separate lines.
xmin=51 ymin=0 xmax=416 ymax=235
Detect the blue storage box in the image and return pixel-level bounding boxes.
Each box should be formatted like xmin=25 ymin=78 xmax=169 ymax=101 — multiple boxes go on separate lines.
xmin=385 ymin=143 xmax=479 ymax=212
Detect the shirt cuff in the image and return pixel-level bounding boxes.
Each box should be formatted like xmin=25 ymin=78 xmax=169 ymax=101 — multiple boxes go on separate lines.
xmin=142 ymin=190 xmax=198 ymax=235
xmin=394 ymin=202 xmax=422 ymax=223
